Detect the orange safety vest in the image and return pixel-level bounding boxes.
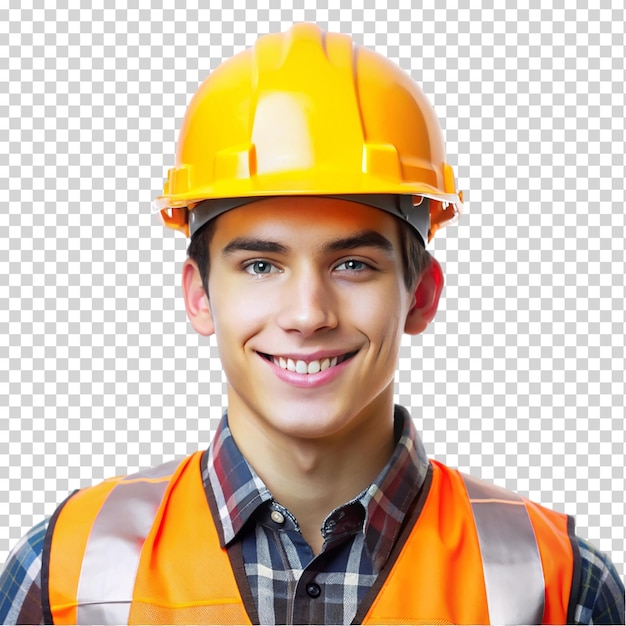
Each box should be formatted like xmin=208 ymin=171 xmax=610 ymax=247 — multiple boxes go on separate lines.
xmin=43 ymin=452 xmax=579 ymax=625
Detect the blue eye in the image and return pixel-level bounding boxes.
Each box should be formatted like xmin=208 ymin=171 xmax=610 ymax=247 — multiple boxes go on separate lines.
xmin=245 ymin=261 xmax=275 ymax=274
xmin=336 ymin=259 xmax=367 ymax=271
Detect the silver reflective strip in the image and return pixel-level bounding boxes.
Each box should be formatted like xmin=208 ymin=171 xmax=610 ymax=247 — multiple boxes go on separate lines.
xmin=77 ymin=600 xmax=131 ymax=625
xmin=122 ymin=458 xmax=181 ymax=481
xmin=462 ymin=473 xmax=545 ymax=625
xmin=76 ymin=462 xmax=177 ymax=624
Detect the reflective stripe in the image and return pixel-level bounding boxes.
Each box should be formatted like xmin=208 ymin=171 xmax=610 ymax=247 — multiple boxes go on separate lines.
xmin=76 ymin=460 xmax=179 ymax=624
xmin=462 ymin=473 xmax=545 ymax=625
xmin=122 ymin=458 xmax=181 ymax=481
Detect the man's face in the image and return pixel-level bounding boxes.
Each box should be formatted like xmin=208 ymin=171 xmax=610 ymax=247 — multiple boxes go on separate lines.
xmin=187 ymin=197 xmax=420 ymax=444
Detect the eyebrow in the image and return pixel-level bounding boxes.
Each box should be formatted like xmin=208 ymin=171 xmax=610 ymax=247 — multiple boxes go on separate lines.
xmin=222 ymin=237 xmax=289 ymax=257
xmin=221 ymin=230 xmax=394 ymax=258
xmin=319 ymin=231 xmax=394 ymax=255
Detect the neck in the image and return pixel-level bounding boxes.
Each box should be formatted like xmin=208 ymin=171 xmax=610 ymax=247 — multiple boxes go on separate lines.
xmin=227 ymin=393 xmax=397 ymax=553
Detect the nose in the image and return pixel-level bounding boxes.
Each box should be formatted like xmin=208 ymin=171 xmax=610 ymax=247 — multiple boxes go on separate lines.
xmin=275 ymin=269 xmax=338 ymax=336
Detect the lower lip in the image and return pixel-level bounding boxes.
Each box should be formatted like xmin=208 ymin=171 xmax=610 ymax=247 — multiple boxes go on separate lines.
xmin=260 ymin=354 xmax=355 ymax=388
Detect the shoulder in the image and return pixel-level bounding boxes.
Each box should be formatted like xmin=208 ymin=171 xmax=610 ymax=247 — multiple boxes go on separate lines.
xmin=574 ymin=536 xmax=625 ymax=625
xmin=431 ymin=465 xmax=624 ymax=624
xmin=0 ymin=458 xmax=196 ymax=626
xmin=0 ymin=518 xmax=48 ymax=625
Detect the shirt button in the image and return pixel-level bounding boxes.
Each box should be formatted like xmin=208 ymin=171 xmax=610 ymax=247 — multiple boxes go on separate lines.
xmin=306 ymin=583 xmax=321 ymax=598
xmin=270 ymin=510 xmax=285 ymax=524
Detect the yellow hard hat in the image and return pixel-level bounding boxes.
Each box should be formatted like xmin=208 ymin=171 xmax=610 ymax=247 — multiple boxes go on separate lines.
xmin=154 ymin=23 xmax=462 ymax=243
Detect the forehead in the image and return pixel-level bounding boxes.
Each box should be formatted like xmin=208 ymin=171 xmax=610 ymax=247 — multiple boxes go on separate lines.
xmin=210 ymin=196 xmax=402 ymax=244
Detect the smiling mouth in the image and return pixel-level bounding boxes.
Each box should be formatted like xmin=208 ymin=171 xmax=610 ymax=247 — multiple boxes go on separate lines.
xmin=258 ymin=351 xmax=358 ymax=374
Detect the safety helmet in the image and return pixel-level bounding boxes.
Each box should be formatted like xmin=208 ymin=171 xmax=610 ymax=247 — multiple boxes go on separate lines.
xmin=154 ymin=23 xmax=462 ymax=244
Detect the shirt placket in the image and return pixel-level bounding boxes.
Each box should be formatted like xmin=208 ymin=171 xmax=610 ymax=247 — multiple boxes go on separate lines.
xmin=275 ymin=502 xmax=366 ymax=625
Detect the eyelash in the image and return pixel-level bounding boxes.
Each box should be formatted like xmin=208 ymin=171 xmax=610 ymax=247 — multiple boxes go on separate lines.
xmin=243 ymin=260 xmax=278 ymax=275
xmin=335 ymin=259 xmax=368 ymax=272
xmin=243 ymin=258 xmax=372 ymax=276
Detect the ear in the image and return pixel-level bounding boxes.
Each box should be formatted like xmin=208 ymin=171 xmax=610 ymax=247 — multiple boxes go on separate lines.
xmin=404 ymin=256 xmax=444 ymax=335
xmin=182 ymin=259 xmax=215 ymax=337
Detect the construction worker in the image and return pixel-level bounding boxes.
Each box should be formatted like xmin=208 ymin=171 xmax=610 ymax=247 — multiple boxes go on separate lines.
xmin=1 ymin=23 xmax=623 ymax=625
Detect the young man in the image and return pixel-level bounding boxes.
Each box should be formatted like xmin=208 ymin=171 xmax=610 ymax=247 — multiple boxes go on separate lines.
xmin=1 ymin=23 xmax=623 ymax=625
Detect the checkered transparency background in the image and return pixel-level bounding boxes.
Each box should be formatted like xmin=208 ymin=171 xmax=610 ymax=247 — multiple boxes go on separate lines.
xmin=1 ymin=2 xmax=624 ymax=579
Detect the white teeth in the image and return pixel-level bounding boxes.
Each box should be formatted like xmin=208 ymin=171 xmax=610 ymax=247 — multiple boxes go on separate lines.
xmin=270 ymin=354 xmax=346 ymax=374
xmin=307 ymin=360 xmax=321 ymax=374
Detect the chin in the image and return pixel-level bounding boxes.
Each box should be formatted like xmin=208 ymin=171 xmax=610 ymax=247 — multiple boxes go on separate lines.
xmin=261 ymin=402 xmax=363 ymax=441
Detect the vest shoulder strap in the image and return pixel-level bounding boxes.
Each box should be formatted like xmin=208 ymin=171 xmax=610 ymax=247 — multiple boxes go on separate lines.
xmin=45 ymin=453 xmax=250 ymax=625
xmin=461 ymin=471 xmax=546 ymax=624
xmin=44 ymin=457 xmax=185 ymax=624
xmin=362 ymin=461 xmax=575 ymax=625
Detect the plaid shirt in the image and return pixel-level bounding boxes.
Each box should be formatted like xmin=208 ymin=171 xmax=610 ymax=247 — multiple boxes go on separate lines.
xmin=1 ymin=407 xmax=624 ymax=624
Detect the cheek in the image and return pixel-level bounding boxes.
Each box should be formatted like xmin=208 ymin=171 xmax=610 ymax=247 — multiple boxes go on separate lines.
xmin=208 ymin=277 xmax=273 ymax=345
xmin=341 ymin=282 xmax=408 ymax=342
